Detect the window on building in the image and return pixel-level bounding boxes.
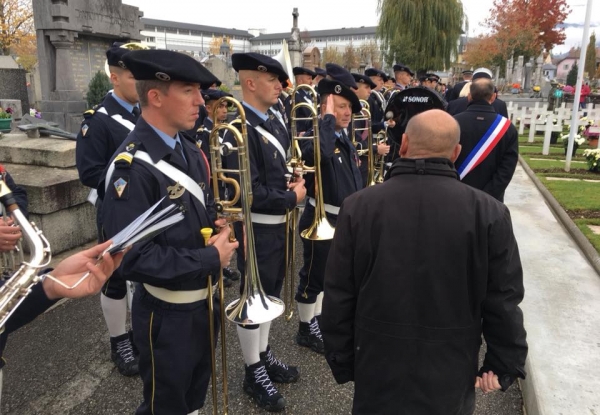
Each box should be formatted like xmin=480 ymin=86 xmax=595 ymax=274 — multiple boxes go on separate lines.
xmin=165 ymin=27 xmax=177 ymax=34
xmin=564 ymin=64 xmax=569 ymax=70
xmin=146 ymin=37 xmax=156 ymax=43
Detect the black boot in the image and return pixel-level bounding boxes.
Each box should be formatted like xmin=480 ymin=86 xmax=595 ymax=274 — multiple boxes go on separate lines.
xmin=243 ymin=361 xmax=286 ymax=412
xmin=110 ymin=332 xmax=139 ymax=376
xmin=223 ymin=267 xmax=240 ymax=281
xmin=260 ymin=345 xmax=300 ymax=383
xmin=296 ymin=317 xmax=325 ymax=354
xmin=128 ymin=330 xmax=139 ymax=356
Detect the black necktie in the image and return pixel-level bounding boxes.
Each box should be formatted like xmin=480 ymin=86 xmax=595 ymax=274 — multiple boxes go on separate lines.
xmin=131 ymin=106 xmax=140 ymax=119
xmin=174 ymin=141 xmax=187 ymax=168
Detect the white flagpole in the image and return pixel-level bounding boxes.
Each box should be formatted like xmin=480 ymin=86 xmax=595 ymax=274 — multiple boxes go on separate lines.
xmin=565 ymin=0 xmax=593 ymax=171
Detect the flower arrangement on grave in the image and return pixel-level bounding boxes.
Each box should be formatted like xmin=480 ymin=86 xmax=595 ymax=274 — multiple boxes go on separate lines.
xmin=0 ymin=107 xmax=12 ymax=119
xmin=29 ymin=108 xmax=42 ymax=119
xmin=583 ymin=149 xmax=600 ymax=172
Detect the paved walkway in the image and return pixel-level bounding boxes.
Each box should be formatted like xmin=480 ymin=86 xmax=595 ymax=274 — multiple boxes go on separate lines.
xmin=505 ymin=165 xmax=600 ymax=415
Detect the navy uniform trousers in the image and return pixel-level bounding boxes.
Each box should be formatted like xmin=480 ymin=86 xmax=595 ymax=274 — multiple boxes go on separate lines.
xmin=132 ymin=286 xmax=220 ymax=415
xmin=295 ymin=205 xmax=338 ymax=304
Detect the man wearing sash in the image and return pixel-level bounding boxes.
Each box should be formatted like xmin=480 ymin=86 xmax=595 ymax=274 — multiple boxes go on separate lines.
xmin=75 ymin=42 xmax=141 ymax=377
xmin=453 ymin=78 xmax=518 ymax=202
xmin=99 ymin=49 xmax=239 ymax=415
xmin=225 ymin=52 xmax=306 ymax=412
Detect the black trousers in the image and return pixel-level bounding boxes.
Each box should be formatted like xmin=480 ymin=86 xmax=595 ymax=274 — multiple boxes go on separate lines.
xmin=295 ymin=204 xmax=338 ymax=304
xmin=132 ymin=285 xmax=220 ymax=415
xmin=234 ymin=221 xmax=287 ymax=298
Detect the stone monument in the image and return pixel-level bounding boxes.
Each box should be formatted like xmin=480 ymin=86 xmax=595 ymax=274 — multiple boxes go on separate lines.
xmin=32 ymin=0 xmax=143 ymax=133
xmin=288 ymin=8 xmax=302 ymax=68
xmin=0 ymin=56 xmax=29 ymax=118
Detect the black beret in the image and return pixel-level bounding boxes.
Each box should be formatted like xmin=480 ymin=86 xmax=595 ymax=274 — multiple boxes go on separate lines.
xmin=325 ymin=63 xmax=358 ymax=89
xmin=293 ymin=67 xmax=317 ymax=77
xmin=201 ymin=79 xmax=222 ymax=90
xmin=318 ymin=79 xmax=362 ymax=114
xmin=381 ymin=73 xmax=390 ymax=82
xmin=385 ymin=86 xmax=446 ymax=145
xmin=231 ymin=52 xmax=289 ymax=82
xmin=123 ymin=50 xmax=218 ymax=84
xmin=314 ymin=67 xmax=327 ymax=77
xmin=202 ymin=89 xmax=232 ymax=102
xmin=106 ymin=42 xmax=130 ymax=69
xmin=352 ymin=73 xmax=376 ymax=89
xmin=393 ymin=63 xmax=414 ymax=76
xmin=364 ymin=68 xmax=384 ymax=78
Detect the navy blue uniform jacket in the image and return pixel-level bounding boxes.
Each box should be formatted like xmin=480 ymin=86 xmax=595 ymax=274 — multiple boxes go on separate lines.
xmin=76 ymin=93 xmax=138 ymax=189
xmin=99 ymin=118 xmax=221 ymax=290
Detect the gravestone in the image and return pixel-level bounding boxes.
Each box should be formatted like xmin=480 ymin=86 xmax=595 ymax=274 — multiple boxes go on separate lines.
xmin=32 ymin=0 xmax=143 ymax=133
xmin=0 ymin=56 xmax=30 ymax=117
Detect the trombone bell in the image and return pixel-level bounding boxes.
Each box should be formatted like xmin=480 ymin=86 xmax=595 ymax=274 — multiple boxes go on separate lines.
xmin=300 ymin=217 xmax=335 ymax=241
xmin=225 ymin=293 xmax=285 ymax=325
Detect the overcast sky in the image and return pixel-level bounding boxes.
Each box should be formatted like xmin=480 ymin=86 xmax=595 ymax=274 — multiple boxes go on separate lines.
xmin=122 ymin=0 xmax=597 ymax=54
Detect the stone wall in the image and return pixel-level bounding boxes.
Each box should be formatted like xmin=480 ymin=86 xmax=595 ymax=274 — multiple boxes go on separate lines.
xmin=71 ymin=36 xmax=115 ymax=100
xmin=0 ymin=69 xmax=30 ymax=116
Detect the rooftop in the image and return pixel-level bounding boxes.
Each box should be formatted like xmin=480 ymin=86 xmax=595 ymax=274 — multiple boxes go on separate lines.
xmin=252 ymin=26 xmax=377 ymax=41
xmin=141 ymin=18 xmax=254 ymax=38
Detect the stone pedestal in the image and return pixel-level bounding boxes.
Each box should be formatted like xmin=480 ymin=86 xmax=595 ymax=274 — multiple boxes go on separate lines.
xmin=0 ymin=133 xmax=96 ymax=254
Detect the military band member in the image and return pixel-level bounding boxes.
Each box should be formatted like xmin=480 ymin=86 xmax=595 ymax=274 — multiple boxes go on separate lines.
xmin=313 ymin=67 xmax=327 ymax=86
xmin=365 ymin=68 xmax=386 ymax=131
xmin=99 ymin=49 xmax=239 ymax=415
xmin=392 ymin=63 xmax=414 ymax=91
xmin=195 ymin=89 xmax=232 ymax=163
xmin=446 ymin=69 xmax=473 ymax=102
xmin=351 ymin=73 xmax=390 ymax=187
xmin=225 ymin=52 xmax=306 ymax=412
xmin=284 ymin=67 xmax=317 ymax=135
xmin=75 ymin=42 xmax=141 ymax=377
xmin=295 ymin=67 xmax=363 ymax=355
xmin=194 ymin=89 xmax=241 ymax=288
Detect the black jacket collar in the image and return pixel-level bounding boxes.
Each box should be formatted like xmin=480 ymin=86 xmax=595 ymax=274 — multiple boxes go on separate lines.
xmin=465 ymin=100 xmax=495 ymax=113
xmin=387 ymin=157 xmax=459 ymax=180
xmin=102 ymin=93 xmax=137 ymax=122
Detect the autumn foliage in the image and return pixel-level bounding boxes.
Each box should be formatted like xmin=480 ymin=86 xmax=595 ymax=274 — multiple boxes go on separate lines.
xmin=463 ymin=0 xmax=569 ymax=69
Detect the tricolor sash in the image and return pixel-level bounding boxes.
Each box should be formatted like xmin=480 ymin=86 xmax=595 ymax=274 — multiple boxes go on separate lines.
xmin=457 ymin=114 xmax=511 ymax=180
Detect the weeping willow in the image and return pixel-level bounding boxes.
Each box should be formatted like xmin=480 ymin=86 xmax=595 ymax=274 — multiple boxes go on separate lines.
xmin=377 ymin=0 xmax=465 ymax=72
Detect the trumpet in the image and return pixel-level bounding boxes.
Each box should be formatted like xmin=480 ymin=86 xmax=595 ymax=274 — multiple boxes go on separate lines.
xmin=351 ymin=100 xmax=378 ymax=186
xmin=0 ymin=168 xmax=51 ymax=331
xmin=373 ymin=128 xmax=388 ymax=184
xmin=206 ymin=97 xmax=285 ymax=413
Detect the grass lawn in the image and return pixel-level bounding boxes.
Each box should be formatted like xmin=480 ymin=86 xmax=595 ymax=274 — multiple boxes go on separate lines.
xmin=518 ymin=131 xmax=600 ymax=255
xmin=540 ymin=178 xmax=600 ymax=211
xmin=574 ymin=219 xmax=600 ymax=253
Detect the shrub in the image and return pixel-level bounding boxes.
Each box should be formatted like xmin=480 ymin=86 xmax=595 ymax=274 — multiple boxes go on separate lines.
xmin=86 ymin=71 xmax=112 ymax=108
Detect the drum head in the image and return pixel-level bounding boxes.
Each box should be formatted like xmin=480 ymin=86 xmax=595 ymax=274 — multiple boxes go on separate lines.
xmin=386 ymin=87 xmax=446 ymax=145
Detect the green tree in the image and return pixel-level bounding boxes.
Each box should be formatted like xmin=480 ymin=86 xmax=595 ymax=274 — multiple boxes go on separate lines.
xmin=585 ymin=32 xmax=597 ymax=80
xmin=377 ymin=0 xmax=465 ymax=72
xmin=86 ymin=71 xmax=111 ymax=108
xmin=566 ymin=62 xmax=578 ymax=87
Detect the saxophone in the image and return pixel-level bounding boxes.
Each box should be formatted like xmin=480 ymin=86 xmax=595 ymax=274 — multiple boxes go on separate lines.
xmin=0 ymin=167 xmax=51 ymax=330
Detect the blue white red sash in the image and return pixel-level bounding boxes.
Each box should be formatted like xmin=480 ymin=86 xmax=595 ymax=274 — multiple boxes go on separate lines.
xmin=457 ymin=114 xmax=511 ymax=180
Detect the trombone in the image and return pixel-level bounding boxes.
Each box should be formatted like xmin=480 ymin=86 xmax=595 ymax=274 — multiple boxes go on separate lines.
xmin=351 ymin=100 xmax=377 ymax=186
xmin=206 ymin=97 xmax=286 ymax=413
